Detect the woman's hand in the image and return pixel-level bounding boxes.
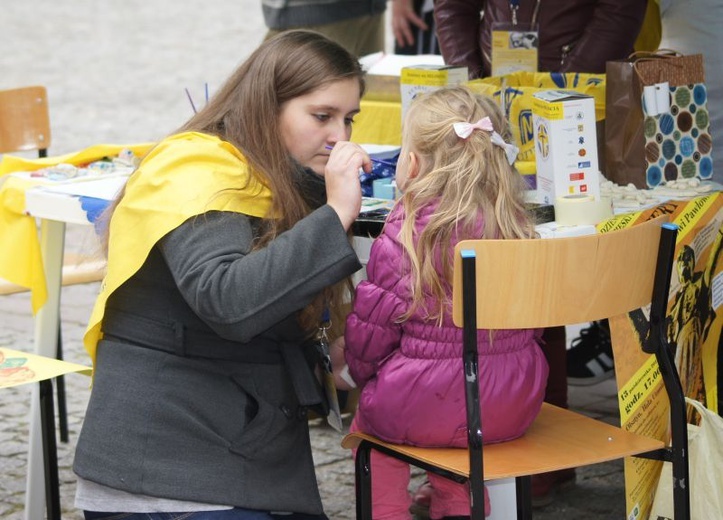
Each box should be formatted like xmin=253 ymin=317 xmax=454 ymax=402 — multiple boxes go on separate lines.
xmin=325 ymin=141 xmax=368 ymax=230
xmin=391 ymin=0 xmax=428 ymax=48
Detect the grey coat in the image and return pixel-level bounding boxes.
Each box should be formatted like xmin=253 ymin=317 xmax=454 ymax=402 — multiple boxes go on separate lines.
xmin=73 ymin=206 xmax=361 ymax=514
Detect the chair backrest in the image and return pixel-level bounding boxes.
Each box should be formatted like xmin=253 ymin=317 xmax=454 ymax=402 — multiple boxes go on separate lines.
xmin=0 ymin=86 xmax=51 ymax=157
xmin=449 ymin=215 xmax=687 ymax=520
xmin=452 ymin=215 xmax=671 ymax=330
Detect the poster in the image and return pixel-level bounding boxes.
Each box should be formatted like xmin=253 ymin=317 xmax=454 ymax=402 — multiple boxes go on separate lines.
xmin=597 ymin=192 xmax=723 ymax=519
xmin=0 ymin=347 xmax=91 ymax=389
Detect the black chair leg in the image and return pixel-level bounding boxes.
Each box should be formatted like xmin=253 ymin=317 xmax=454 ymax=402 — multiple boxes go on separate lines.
xmin=56 ymin=322 xmax=69 ymax=443
xmin=356 ymin=442 xmax=373 ymax=520
xmin=515 ymin=476 xmax=532 ymax=520
xmin=39 ymin=379 xmax=62 ymax=520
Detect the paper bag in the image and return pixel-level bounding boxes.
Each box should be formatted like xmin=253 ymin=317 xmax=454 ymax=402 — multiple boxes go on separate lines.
xmin=605 ymin=52 xmax=713 ymax=188
xmin=649 ymin=397 xmax=723 ymax=520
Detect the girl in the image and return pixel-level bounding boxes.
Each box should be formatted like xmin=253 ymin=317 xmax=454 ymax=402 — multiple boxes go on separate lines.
xmin=73 ymin=30 xmax=370 ymax=519
xmin=337 ymin=86 xmax=549 ymax=519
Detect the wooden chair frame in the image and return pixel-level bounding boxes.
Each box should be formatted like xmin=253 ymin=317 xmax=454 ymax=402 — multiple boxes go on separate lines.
xmin=342 ymin=217 xmax=690 ymax=519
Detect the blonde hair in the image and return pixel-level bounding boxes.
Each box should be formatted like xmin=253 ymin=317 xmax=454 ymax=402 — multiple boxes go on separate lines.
xmin=398 ymin=86 xmax=535 ymax=323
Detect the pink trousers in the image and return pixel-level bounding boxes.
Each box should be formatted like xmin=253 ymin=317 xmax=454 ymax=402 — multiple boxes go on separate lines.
xmin=350 ymin=417 xmax=490 ymax=519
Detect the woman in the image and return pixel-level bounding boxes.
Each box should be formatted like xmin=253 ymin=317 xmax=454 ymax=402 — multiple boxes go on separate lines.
xmin=73 ymin=30 xmax=370 ymax=519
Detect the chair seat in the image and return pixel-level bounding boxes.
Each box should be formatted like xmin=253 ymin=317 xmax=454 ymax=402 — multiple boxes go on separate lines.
xmin=342 ymin=403 xmax=665 ymax=480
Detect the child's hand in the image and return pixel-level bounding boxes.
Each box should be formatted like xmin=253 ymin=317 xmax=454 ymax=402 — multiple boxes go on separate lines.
xmin=330 ymin=337 xmax=357 ymax=391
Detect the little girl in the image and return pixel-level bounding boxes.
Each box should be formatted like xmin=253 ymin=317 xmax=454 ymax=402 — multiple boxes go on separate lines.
xmin=335 ymin=86 xmax=549 ymax=519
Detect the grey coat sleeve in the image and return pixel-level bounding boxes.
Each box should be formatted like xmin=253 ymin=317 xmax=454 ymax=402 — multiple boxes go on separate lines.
xmin=157 ymin=205 xmax=362 ymax=341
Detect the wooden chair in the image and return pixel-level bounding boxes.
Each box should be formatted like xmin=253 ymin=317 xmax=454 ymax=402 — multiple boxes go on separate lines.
xmin=0 ymin=85 xmax=105 ymax=442
xmin=342 ymin=216 xmax=691 ymax=519
xmin=0 ymin=85 xmax=51 ymax=157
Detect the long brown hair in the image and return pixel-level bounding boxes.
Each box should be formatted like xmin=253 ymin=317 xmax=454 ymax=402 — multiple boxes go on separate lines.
xmin=398 ymin=86 xmax=535 ymax=323
xmin=107 ymin=30 xmax=365 ymax=331
xmin=178 ymin=29 xmax=365 ymax=241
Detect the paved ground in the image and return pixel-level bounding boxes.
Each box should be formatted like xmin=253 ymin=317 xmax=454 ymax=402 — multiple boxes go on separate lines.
xmin=1 ymin=1 xmax=627 ymax=518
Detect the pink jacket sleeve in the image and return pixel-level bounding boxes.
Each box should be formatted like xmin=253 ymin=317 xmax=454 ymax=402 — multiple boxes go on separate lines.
xmin=344 ymin=232 xmax=407 ymax=388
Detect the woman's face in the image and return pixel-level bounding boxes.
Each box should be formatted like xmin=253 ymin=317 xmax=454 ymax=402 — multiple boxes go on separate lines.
xmin=278 ymin=78 xmax=361 ymax=176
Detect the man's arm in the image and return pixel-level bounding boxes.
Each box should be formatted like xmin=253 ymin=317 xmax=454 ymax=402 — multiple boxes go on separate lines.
xmin=434 ymin=0 xmax=486 ymax=78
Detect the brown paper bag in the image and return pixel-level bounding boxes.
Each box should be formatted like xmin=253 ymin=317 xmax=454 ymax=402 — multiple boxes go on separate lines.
xmin=605 ymin=52 xmax=708 ymax=188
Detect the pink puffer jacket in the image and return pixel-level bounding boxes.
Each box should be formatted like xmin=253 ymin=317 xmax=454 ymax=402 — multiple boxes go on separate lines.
xmin=345 ymin=202 xmax=548 ymax=447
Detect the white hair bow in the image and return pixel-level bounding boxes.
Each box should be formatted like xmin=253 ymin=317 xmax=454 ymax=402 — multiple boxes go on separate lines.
xmin=452 ymin=116 xmax=519 ymax=165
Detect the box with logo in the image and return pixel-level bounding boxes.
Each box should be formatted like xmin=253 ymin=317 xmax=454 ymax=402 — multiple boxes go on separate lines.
xmin=532 ymin=90 xmax=600 ymax=205
xmin=400 ymin=65 xmax=468 ymax=120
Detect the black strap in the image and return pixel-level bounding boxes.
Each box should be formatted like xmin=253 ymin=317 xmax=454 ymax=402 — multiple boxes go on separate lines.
xmin=102 ymin=308 xmax=326 ymax=409
xmin=102 ymin=308 xmax=283 ymax=364
xmin=281 ymin=342 xmax=327 ymax=409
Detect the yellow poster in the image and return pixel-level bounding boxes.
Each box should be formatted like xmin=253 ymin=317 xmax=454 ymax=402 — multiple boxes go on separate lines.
xmin=597 ymin=193 xmax=723 ymax=519
xmin=0 ymin=347 xmax=91 ymax=389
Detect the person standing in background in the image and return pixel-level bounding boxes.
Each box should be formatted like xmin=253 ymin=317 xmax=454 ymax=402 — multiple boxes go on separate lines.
xmin=432 ymin=0 xmax=649 ymax=507
xmin=391 ymin=0 xmax=440 ymax=55
xmin=434 ymin=0 xmax=648 ymax=79
xmin=261 ymin=0 xmax=386 ymax=57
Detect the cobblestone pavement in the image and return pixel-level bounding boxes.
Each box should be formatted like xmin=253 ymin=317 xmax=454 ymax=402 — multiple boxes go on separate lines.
xmin=1 ymin=2 xmax=626 ymax=518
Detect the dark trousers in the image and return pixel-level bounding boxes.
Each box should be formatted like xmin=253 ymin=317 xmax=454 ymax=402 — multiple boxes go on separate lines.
xmin=541 ymin=326 xmax=568 ymax=408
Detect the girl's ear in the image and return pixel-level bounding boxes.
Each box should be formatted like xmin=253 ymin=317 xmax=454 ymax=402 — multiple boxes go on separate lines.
xmin=408 ymin=152 xmax=421 ymax=180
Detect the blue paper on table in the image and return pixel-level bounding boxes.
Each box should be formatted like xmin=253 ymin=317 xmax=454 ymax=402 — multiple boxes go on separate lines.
xmin=79 ymin=196 xmax=111 ymax=234
xmin=360 ymin=149 xmax=399 ymax=197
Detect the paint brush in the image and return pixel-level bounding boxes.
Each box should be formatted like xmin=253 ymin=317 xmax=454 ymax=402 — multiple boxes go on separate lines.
xmin=325 ymin=145 xmax=397 ymax=168
xmin=184 ymin=88 xmax=197 ymax=114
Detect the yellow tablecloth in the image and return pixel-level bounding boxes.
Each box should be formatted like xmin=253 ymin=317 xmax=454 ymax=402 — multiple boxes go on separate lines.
xmin=353 ymin=100 xmax=402 ymax=146
xmin=0 ymin=143 xmax=154 ymax=312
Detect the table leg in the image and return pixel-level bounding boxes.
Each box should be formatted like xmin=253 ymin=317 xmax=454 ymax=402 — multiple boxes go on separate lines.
xmin=25 ymin=219 xmax=66 ymax=520
xmin=40 ymin=379 xmax=61 ymax=520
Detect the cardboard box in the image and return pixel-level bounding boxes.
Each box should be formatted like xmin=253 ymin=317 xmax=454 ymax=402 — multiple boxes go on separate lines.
xmin=364 ymin=74 xmax=402 ymax=102
xmin=400 ymin=65 xmax=468 ymax=119
xmin=532 ymin=90 xmax=600 ymax=204
xmin=360 ymin=53 xmax=447 ymax=103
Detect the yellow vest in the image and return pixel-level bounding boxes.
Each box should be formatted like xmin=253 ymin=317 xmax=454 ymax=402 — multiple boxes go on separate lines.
xmin=84 ymin=132 xmax=273 ymax=364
